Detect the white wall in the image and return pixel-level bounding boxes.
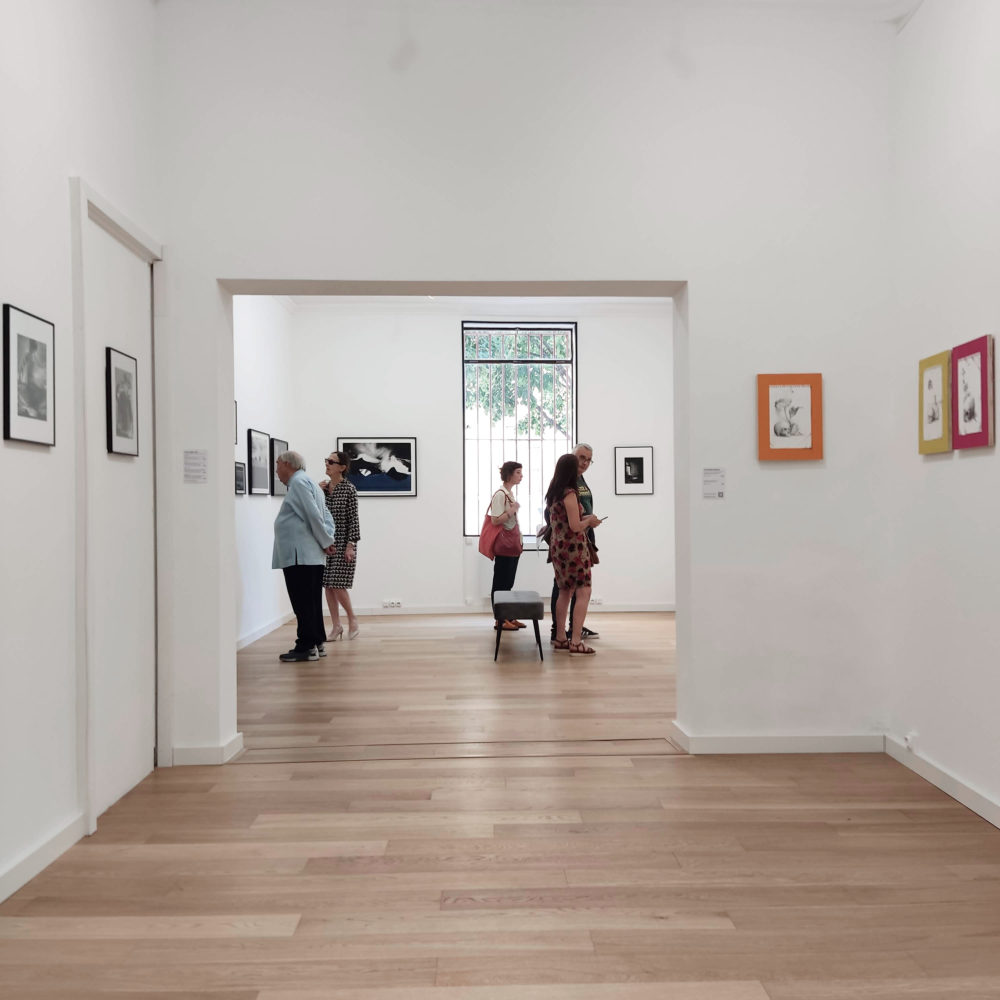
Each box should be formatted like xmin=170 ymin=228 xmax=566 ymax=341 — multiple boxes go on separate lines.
xmin=9 ymin=0 xmax=1000 ymax=903
xmin=233 ymin=296 xmax=297 ymax=644
xmin=0 ymin=0 xmax=158 ymax=897
xmin=231 ymin=295 xmax=673 ymax=635
xmin=156 ymin=0 xmax=898 ymax=758
xmin=887 ymin=1 xmax=1000 ymax=803
xmin=83 ymin=219 xmax=156 ymax=819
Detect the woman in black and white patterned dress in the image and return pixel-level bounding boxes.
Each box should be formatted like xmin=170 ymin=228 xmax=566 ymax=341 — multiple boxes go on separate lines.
xmin=320 ymin=450 xmax=361 ymax=640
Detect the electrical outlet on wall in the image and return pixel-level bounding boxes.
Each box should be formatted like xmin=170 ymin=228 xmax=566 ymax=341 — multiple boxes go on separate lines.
xmin=591 ymin=597 xmax=603 ymax=605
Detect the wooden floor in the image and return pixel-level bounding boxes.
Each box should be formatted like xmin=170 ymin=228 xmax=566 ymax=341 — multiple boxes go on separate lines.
xmin=236 ymin=612 xmax=678 ymax=762
xmin=4 ymin=613 xmax=1000 ymax=998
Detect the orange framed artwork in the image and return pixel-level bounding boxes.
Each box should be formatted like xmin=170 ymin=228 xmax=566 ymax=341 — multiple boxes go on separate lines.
xmin=757 ymin=373 xmax=823 ymax=461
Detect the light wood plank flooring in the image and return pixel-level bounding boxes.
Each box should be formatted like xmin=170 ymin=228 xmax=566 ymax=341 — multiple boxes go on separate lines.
xmin=236 ymin=612 xmax=678 ymax=761
xmin=4 ymin=612 xmax=1000 ymax=998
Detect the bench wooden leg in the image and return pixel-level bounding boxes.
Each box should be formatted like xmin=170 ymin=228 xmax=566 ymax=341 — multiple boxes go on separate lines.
xmin=532 ymin=618 xmax=543 ymax=661
xmin=494 ymin=620 xmax=503 ymax=661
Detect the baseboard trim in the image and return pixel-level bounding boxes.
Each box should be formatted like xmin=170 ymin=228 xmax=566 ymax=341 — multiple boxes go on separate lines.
xmin=237 ymin=614 xmax=294 ymax=650
xmin=172 ymin=732 xmax=244 ymax=766
xmin=0 ymin=813 xmax=87 ymax=904
xmin=668 ymin=720 xmax=885 ymax=755
xmin=347 ymin=604 xmax=675 ymax=616
xmin=885 ymin=735 xmax=1000 ymax=831
xmin=589 ymin=604 xmax=675 ymax=613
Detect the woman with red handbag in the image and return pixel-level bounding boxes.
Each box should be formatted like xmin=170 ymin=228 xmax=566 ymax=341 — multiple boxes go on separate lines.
xmin=489 ymin=461 xmax=524 ymax=632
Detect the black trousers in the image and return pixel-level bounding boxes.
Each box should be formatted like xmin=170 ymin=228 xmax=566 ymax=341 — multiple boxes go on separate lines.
xmin=491 ymin=554 xmax=520 ymax=618
xmin=282 ymin=564 xmax=326 ymax=650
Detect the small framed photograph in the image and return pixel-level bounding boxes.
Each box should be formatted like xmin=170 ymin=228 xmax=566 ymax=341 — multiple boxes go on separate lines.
xmin=105 ymin=347 xmax=139 ymax=456
xmin=3 ymin=303 xmax=55 ymax=446
xmin=337 ymin=437 xmax=416 ymax=496
xmin=235 ymin=461 xmax=246 ymax=495
xmin=918 ymin=350 xmax=951 ymax=454
xmin=615 ymin=446 xmax=654 ymax=495
xmin=270 ymin=437 xmax=289 ymax=497
xmin=757 ymin=373 xmax=824 ymax=461
xmin=952 ymin=335 xmax=994 ymax=450
xmin=247 ymin=428 xmax=270 ymax=494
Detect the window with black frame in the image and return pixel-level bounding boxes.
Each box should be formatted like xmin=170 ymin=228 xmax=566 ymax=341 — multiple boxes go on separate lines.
xmin=462 ymin=321 xmax=577 ymax=539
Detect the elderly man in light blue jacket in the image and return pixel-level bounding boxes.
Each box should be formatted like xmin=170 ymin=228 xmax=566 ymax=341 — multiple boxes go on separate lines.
xmin=272 ymin=450 xmax=336 ymax=662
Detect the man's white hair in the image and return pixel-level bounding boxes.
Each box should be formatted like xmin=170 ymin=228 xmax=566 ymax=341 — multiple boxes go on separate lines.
xmin=277 ymin=450 xmax=305 ymax=471
xmin=573 ymin=442 xmax=593 ymax=453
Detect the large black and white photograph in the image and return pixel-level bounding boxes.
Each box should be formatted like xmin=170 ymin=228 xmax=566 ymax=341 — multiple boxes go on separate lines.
xmin=615 ymin=445 xmax=654 ymax=495
xmin=270 ymin=437 xmax=289 ymax=496
xmin=337 ymin=437 xmax=416 ymax=496
xmin=247 ymin=427 xmax=270 ymax=494
xmin=105 ymin=347 xmax=139 ymax=455
xmin=3 ymin=303 xmax=55 ymax=445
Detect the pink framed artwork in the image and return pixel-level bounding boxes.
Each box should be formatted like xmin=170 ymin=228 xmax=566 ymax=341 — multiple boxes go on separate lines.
xmin=951 ymin=335 xmax=995 ymax=450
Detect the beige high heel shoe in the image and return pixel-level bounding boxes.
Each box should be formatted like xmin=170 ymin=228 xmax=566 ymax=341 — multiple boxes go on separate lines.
xmin=327 ymin=624 xmax=344 ymax=641
xmin=347 ymin=624 xmax=360 ymax=640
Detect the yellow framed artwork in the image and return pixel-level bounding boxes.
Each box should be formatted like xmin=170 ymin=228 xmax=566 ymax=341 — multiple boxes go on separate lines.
xmin=918 ymin=349 xmax=951 ymax=454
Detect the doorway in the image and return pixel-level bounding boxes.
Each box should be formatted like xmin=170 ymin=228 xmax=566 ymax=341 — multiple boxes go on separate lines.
xmin=71 ymin=180 xmax=162 ymax=827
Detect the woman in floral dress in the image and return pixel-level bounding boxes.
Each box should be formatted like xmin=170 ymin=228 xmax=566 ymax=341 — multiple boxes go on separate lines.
xmin=544 ymin=453 xmax=602 ymax=654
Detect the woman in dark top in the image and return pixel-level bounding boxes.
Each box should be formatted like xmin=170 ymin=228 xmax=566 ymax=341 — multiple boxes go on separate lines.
xmin=320 ymin=450 xmax=361 ymax=640
xmin=545 ymin=453 xmax=601 ymax=654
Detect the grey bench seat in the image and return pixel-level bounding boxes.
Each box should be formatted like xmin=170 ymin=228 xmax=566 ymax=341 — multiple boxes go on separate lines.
xmin=493 ymin=589 xmax=545 ymax=662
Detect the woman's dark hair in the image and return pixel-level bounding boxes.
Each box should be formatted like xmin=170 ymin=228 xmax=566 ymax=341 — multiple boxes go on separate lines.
xmin=545 ymin=453 xmax=580 ymax=508
xmin=499 ymin=461 xmax=522 ymax=482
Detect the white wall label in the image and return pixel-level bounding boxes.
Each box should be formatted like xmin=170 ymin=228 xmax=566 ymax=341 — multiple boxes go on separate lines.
xmin=702 ymin=467 xmax=725 ymax=499
xmin=183 ymin=449 xmax=208 ymax=484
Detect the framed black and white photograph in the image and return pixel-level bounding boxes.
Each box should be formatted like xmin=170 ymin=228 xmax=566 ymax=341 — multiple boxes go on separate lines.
xmin=105 ymin=347 xmax=139 ymax=455
xmin=247 ymin=427 xmax=270 ymax=495
xmin=235 ymin=461 xmax=246 ymax=495
xmin=337 ymin=437 xmax=416 ymax=496
xmin=3 ymin=303 xmax=55 ymax=446
xmin=615 ymin=445 xmax=654 ymax=495
xmin=270 ymin=437 xmax=288 ymax=497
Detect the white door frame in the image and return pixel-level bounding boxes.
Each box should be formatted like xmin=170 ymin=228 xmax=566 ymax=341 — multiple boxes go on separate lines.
xmin=69 ymin=178 xmax=163 ymax=832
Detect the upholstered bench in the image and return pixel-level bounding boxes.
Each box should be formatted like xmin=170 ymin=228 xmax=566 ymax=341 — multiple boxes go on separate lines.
xmin=492 ymin=590 xmax=545 ymax=662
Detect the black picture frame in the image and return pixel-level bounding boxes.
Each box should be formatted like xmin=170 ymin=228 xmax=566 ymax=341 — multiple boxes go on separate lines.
xmin=270 ymin=437 xmax=288 ymax=496
xmin=336 ymin=437 xmax=416 ymax=496
xmin=614 ymin=445 xmax=654 ymax=495
xmin=235 ymin=461 xmax=246 ymax=495
xmin=105 ymin=347 xmax=139 ymax=456
xmin=247 ymin=428 xmax=270 ymax=495
xmin=3 ymin=303 xmax=55 ymax=446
